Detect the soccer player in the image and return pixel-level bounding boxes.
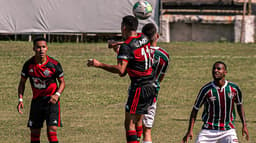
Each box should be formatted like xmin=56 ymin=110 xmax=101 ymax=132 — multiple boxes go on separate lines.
xmin=108 ymin=23 xmax=170 ymax=143
xmin=139 ymin=23 xmax=169 ymax=143
xmin=182 ymin=61 xmax=249 ymax=143
xmin=17 ymin=37 xmax=65 ymax=143
xmin=87 ymin=15 xmax=156 ymax=143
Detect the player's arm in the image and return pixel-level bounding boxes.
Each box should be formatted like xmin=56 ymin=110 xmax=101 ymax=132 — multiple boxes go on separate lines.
xmin=17 ymin=77 xmax=27 ymax=114
xmin=182 ymin=108 xmax=198 ymax=143
xmin=87 ymin=59 xmax=128 ymax=76
xmin=49 ymin=77 xmax=65 ymax=104
xmin=237 ymin=104 xmax=249 ymax=141
xmin=108 ymin=40 xmax=124 ymax=53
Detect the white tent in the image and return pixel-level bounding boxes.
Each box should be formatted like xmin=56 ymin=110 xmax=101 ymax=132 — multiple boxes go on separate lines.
xmin=0 ymin=0 xmax=159 ymax=34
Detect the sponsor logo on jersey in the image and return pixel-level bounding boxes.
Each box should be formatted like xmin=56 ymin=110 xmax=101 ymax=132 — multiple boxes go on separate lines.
xmin=32 ymin=77 xmax=46 ymax=89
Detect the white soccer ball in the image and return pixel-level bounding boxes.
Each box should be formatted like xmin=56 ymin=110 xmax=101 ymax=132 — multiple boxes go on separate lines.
xmin=133 ymin=0 xmax=153 ymax=20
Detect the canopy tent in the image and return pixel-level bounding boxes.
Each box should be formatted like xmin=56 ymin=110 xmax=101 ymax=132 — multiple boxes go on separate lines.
xmin=0 ymin=0 xmax=159 ymax=34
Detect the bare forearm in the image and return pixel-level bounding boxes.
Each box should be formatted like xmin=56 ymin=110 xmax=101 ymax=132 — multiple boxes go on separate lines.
xmin=237 ymin=104 xmax=247 ymax=126
xmin=18 ymin=79 xmax=26 ymax=98
xmin=187 ymin=108 xmax=198 ymax=132
xmin=56 ymin=78 xmax=65 ymax=94
xmin=98 ymin=63 xmax=122 ymax=74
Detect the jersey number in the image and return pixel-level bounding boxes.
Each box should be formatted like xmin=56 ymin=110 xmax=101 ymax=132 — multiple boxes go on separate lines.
xmin=141 ymin=46 xmax=152 ymax=70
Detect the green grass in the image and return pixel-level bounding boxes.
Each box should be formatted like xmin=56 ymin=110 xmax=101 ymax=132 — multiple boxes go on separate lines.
xmin=0 ymin=41 xmax=255 ymax=143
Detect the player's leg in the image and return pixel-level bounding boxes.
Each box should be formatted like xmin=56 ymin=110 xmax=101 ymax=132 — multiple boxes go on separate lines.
xmin=30 ymin=128 xmax=41 ymax=143
xmin=196 ymin=129 xmax=219 ymax=143
xmin=142 ymin=101 xmax=157 ymax=143
xmin=142 ymin=127 xmax=152 ymax=143
xmin=125 ymin=112 xmax=144 ymax=143
xmin=125 ymin=84 xmax=155 ymax=143
xmin=28 ymin=99 xmax=44 ymax=143
xmin=136 ymin=118 xmax=143 ymax=143
xmin=46 ymin=101 xmax=62 ymax=143
xmin=47 ymin=126 xmax=58 ymax=143
xmin=218 ymin=129 xmax=239 ymax=143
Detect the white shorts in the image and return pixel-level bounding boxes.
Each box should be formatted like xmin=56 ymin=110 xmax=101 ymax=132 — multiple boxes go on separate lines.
xmin=142 ymin=102 xmax=157 ymax=128
xmin=196 ymin=129 xmax=239 ymax=143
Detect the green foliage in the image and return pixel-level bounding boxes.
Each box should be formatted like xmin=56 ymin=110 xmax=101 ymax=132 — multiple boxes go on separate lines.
xmin=0 ymin=41 xmax=255 ymax=142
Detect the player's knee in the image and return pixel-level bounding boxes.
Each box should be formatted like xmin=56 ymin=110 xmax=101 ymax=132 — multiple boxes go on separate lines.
xmin=47 ymin=126 xmax=57 ymax=132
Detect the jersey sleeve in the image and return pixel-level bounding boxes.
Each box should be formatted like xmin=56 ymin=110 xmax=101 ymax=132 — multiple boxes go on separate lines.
xmin=21 ymin=61 xmax=29 ymax=79
xmin=234 ymin=85 xmax=243 ymax=105
xmin=160 ymin=58 xmax=169 ymax=75
xmin=193 ymin=87 xmax=208 ymax=110
xmin=55 ymin=62 xmax=64 ymax=79
xmin=117 ymin=44 xmax=131 ymax=62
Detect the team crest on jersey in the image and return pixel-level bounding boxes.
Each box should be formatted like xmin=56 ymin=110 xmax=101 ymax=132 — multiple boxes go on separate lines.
xmin=44 ymin=69 xmax=50 ymax=76
xmin=29 ymin=69 xmax=33 ymax=73
xmin=228 ymin=92 xmax=235 ymax=98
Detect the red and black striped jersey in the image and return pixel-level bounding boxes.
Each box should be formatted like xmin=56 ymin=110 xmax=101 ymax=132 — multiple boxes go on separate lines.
xmin=21 ymin=56 xmax=64 ymax=99
xmin=194 ymin=80 xmax=242 ymax=130
xmin=117 ymin=33 xmax=154 ymax=85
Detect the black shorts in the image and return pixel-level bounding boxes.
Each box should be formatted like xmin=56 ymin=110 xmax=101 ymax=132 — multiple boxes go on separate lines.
xmin=27 ymin=96 xmax=62 ymax=128
xmin=126 ymin=83 xmax=156 ymax=115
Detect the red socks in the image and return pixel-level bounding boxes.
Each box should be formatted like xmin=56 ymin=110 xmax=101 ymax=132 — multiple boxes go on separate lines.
xmin=127 ymin=130 xmax=138 ymax=143
xmin=47 ymin=132 xmax=59 ymax=143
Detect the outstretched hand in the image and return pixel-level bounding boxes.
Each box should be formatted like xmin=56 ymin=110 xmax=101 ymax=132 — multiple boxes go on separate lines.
xmin=87 ymin=59 xmax=101 ymax=67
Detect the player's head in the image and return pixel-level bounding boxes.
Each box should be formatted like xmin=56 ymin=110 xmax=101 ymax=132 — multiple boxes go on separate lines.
xmin=33 ymin=37 xmax=48 ymax=58
xmin=33 ymin=37 xmax=47 ymax=46
xmin=142 ymin=23 xmax=159 ymax=44
xmin=212 ymin=61 xmax=227 ymax=81
xmin=121 ymin=15 xmax=138 ymax=38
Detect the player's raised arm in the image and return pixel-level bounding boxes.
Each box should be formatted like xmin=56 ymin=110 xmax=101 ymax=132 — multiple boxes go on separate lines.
xmin=17 ymin=77 xmax=27 ymax=114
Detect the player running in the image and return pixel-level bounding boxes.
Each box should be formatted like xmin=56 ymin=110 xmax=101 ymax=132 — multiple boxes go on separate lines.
xmin=17 ymin=37 xmax=65 ymax=143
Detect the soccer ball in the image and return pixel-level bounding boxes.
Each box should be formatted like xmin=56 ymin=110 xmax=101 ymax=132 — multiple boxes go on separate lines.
xmin=132 ymin=0 xmax=153 ymax=20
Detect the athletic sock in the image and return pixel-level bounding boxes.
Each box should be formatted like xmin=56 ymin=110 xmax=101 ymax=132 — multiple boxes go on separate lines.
xmin=126 ymin=130 xmax=138 ymax=143
xmin=142 ymin=141 xmax=152 ymax=143
xmin=136 ymin=126 xmax=143 ymax=143
xmin=31 ymin=132 xmax=40 ymax=143
xmin=47 ymin=132 xmax=59 ymax=143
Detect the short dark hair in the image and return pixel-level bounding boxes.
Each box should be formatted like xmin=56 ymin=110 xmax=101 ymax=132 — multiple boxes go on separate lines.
xmin=142 ymin=23 xmax=157 ymax=42
xmin=213 ymin=61 xmax=227 ymax=70
xmin=122 ymin=15 xmax=138 ymax=31
xmin=33 ymin=37 xmax=47 ymax=46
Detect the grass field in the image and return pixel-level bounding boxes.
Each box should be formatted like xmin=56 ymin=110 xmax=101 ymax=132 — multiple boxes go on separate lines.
xmin=0 ymin=41 xmax=255 ymax=143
